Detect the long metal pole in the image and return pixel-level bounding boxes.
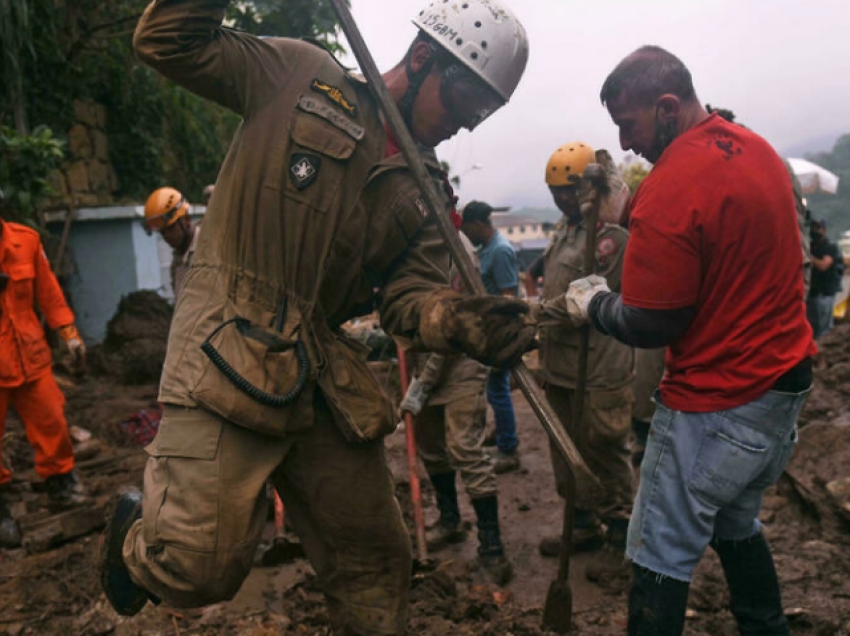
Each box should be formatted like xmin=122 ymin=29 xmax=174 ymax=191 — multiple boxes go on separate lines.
xmin=328 ymin=0 xmax=599 ymax=497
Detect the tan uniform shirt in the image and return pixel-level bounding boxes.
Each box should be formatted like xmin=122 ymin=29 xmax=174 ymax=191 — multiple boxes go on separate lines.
xmin=537 ymin=219 xmax=634 ymax=391
xmin=170 ymin=222 xmax=201 ymax=299
xmin=136 ymin=0 xmax=453 ymax=442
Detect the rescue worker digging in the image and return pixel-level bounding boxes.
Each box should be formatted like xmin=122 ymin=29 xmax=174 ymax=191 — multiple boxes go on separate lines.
xmin=400 ymin=233 xmax=511 ymax=585
xmin=0 ymin=191 xmax=89 ymax=549
xmin=99 ymin=2 xmax=533 ymax=634
xmin=532 ymin=143 xmax=635 ymax=583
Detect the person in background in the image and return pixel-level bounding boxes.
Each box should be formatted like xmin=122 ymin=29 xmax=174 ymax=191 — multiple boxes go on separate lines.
xmin=460 ymin=200 xmax=522 ymax=474
xmin=807 ymin=219 xmax=843 ymax=339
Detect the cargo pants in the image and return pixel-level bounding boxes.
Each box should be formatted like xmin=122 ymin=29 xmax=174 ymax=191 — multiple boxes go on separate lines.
xmin=123 ymin=393 xmax=411 ymax=635
xmin=545 ymin=383 xmax=634 ymax=521
xmin=414 ymin=391 xmax=497 ymax=499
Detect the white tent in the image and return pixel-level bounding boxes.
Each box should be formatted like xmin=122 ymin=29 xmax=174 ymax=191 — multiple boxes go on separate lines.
xmin=786 ymin=158 xmax=840 ymax=195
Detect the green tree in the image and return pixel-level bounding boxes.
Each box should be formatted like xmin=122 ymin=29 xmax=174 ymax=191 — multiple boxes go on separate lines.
xmin=619 ymin=157 xmax=651 ymax=193
xmin=0 ymin=0 xmax=345 ymax=220
xmin=806 ymin=134 xmax=850 ymax=239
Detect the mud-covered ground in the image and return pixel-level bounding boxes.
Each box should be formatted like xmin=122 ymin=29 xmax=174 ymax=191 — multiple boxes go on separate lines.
xmin=1 ymin=304 xmax=850 ymax=635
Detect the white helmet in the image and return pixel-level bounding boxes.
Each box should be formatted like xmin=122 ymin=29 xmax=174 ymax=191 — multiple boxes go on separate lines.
xmin=412 ymin=0 xmax=529 ymax=103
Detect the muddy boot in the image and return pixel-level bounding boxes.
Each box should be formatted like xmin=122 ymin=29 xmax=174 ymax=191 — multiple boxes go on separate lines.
xmin=628 ymin=563 xmax=689 ymax=636
xmin=0 ymin=492 xmax=22 ymax=549
xmin=491 ymin=450 xmax=520 ymax=474
xmin=99 ymin=489 xmax=157 ymax=616
xmin=426 ymin=473 xmax=467 ymax=552
xmin=471 ymin=495 xmax=512 ymax=585
xmin=711 ymin=533 xmax=789 ymax=636
xmin=45 ymin=470 xmax=89 ymax=506
xmin=586 ymin=518 xmax=630 ymax=585
xmin=539 ymin=508 xmax=604 ymax=557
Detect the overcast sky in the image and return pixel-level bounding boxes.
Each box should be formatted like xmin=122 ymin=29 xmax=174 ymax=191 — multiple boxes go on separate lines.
xmin=339 ymin=0 xmax=849 ymax=208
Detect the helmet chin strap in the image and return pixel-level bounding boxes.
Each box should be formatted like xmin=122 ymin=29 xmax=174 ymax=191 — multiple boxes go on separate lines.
xmin=177 ymin=220 xmax=193 ymax=255
xmin=398 ymin=45 xmax=437 ymax=132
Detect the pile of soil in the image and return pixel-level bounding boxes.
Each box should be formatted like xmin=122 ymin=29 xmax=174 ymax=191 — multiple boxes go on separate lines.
xmin=88 ymin=290 xmax=173 ymax=385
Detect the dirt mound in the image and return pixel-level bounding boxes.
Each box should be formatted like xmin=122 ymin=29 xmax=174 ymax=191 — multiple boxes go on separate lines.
xmin=88 ymin=290 xmax=173 ymax=385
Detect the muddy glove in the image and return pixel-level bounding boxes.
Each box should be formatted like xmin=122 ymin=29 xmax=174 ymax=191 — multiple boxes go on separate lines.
xmin=578 ymin=150 xmax=631 ymax=224
xmin=58 ymin=324 xmax=86 ymax=371
xmin=400 ymin=377 xmax=433 ymax=416
xmin=419 ymin=290 xmax=536 ymax=369
xmin=565 ymin=275 xmax=610 ymax=327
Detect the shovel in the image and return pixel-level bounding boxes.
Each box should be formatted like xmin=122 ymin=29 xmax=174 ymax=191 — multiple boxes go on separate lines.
xmin=396 ymin=348 xmax=433 ymax=571
xmin=542 ymin=196 xmax=601 ymax=633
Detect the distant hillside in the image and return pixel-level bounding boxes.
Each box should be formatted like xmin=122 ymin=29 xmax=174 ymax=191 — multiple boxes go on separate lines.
xmin=782 ymin=131 xmax=845 ymax=159
xmin=805 ymin=133 xmax=850 ymax=240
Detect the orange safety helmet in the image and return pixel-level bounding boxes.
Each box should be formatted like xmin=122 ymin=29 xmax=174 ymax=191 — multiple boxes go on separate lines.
xmin=545 ymin=142 xmax=596 ymax=187
xmin=143 ymin=187 xmax=189 ymax=235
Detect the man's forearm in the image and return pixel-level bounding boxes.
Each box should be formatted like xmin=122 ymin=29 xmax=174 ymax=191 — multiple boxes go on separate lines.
xmin=589 ymin=291 xmax=695 ymax=348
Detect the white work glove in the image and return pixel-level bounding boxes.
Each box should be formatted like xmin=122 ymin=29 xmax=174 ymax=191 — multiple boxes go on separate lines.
xmin=565 ymin=275 xmax=610 ymax=327
xmin=578 ymin=150 xmax=631 ymax=224
xmin=400 ymin=377 xmax=433 ymax=416
xmin=67 ymin=338 xmax=86 ymax=365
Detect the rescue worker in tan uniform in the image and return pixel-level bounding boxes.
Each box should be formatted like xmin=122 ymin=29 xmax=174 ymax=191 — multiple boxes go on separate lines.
xmin=142 ymin=187 xmax=200 ymax=298
xmin=98 ymin=1 xmax=533 ymax=634
xmin=400 ymin=233 xmax=510 ymax=584
xmin=533 ymin=142 xmax=635 ymax=583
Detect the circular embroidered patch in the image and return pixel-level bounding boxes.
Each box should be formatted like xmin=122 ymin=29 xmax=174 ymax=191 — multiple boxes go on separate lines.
xmin=597 ymin=237 xmax=616 ymax=256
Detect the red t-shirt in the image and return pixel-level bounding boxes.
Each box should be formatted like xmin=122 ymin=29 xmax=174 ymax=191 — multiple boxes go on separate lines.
xmin=623 ymin=114 xmax=816 ymax=411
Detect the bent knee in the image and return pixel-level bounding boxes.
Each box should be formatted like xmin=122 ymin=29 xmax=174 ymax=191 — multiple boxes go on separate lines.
xmin=155 ymin=546 xmax=253 ymax=607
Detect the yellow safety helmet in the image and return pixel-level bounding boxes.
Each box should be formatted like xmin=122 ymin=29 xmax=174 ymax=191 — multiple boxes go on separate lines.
xmin=143 ymin=187 xmax=188 ymax=235
xmin=545 ymin=142 xmax=596 ymax=187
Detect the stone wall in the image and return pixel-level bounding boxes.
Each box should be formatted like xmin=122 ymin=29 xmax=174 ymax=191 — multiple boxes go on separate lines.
xmin=45 ymin=99 xmax=119 ymax=210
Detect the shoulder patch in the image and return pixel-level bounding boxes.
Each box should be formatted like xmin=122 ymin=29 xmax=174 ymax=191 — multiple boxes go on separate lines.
xmin=311 ymin=78 xmax=358 ymax=117
xmin=297 ymin=94 xmax=364 ymax=141
xmin=597 ymin=237 xmax=616 ymax=256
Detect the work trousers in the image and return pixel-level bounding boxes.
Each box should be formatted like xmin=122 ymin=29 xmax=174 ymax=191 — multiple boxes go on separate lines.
xmin=0 ymin=373 xmax=74 ymax=485
xmin=544 ymin=383 xmax=633 ymax=520
xmin=124 ymin=394 xmax=411 ymax=635
xmin=414 ymin=392 xmax=497 ymax=499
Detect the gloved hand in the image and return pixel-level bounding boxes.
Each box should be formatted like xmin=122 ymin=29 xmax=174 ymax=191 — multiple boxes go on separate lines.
xmin=58 ymin=324 xmax=86 ymax=370
xmin=400 ymin=377 xmax=433 ymax=416
xmin=420 ymin=291 xmax=537 ymax=369
xmin=565 ymin=275 xmax=610 ymax=327
xmin=577 ymin=149 xmax=631 ymax=224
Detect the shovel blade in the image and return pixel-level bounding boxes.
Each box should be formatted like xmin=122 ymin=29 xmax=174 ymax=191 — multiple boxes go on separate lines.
xmin=542 ymin=580 xmax=573 ymax=633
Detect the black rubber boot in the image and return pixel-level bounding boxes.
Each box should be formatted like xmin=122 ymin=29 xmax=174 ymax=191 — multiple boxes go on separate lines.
xmin=45 ymin=470 xmax=89 ymax=506
xmin=0 ymin=494 xmax=22 ymax=549
xmin=471 ymin=495 xmax=512 ymax=584
xmin=628 ymin=563 xmax=690 ymax=636
xmin=99 ymin=489 xmax=156 ymax=616
xmin=711 ymin=533 xmax=790 ymax=636
xmin=426 ymin=472 xmax=466 ymax=551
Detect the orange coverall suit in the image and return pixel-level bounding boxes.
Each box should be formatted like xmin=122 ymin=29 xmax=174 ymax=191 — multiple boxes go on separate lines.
xmin=0 ymin=219 xmax=76 ymax=486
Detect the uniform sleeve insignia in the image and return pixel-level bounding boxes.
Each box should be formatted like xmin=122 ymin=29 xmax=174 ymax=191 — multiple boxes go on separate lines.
xmin=597 ymin=237 xmax=616 ymax=256
xmin=414 ymin=198 xmax=430 ymax=219
xmin=290 ymin=153 xmax=321 ymax=190
xmin=311 ymin=78 xmax=358 ymax=117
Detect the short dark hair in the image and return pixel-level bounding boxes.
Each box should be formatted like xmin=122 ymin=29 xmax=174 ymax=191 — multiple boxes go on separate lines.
xmin=600 ymin=45 xmax=697 ymax=107
xmin=462 ymin=200 xmax=493 ymax=224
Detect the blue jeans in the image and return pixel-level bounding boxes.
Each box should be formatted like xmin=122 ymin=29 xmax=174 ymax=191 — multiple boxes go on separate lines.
xmin=486 ymin=369 xmax=518 ymax=453
xmin=806 ymin=294 xmax=834 ymax=339
xmin=627 ymin=387 xmax=807 ymax=581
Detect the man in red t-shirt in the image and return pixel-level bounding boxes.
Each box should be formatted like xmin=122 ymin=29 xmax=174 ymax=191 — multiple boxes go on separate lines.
xmin=554 ymin=46 xmax=815 ymax=636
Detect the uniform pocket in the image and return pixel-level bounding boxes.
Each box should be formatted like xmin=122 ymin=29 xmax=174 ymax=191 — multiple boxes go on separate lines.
xmin=587 ymin=385 xmax=634 ymax=443
xmin=190 ymin=300 xmax=314 ymax=438
xmin=688 ymin=416 xmax=771 ymax=508
xmin=143 ymin=409 xmax=224 ymax=552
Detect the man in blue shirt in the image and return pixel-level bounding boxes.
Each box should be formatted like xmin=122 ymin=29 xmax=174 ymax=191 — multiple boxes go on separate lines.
xmin=460 ymin=201 xmax=521 ymax=473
